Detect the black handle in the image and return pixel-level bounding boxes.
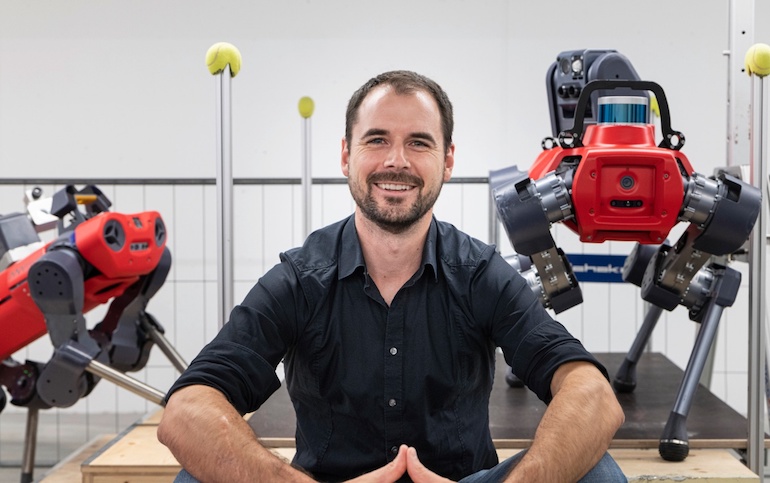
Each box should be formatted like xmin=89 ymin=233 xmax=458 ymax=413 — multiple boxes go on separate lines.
xmin=558 ymin=79 xmax=684 ymax=151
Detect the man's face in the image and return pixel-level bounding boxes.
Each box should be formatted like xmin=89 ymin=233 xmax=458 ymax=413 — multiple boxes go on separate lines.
xmin=341 ymin=86 xmax=454 ymax=233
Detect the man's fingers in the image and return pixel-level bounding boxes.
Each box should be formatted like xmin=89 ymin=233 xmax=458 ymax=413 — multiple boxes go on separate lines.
xmin=406 ymin=447 xmax=455 ymax=483
xmin=344 ymin=445 xmax=408 ymax=482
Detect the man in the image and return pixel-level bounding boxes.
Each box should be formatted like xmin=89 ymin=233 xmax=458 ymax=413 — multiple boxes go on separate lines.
xmin=158 ymin=70 xmax=626 ymax=482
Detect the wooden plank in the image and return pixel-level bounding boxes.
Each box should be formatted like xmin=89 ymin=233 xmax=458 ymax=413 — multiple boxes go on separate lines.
xmin=616 ymin=448 xmax=759 ymax=482
xmin=80 ymin=423 xmax=759 ymax=483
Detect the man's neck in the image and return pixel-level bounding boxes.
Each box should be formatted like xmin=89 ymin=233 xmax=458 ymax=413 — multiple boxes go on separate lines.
xmin=355 ymin=210 xmax=431 ymax=305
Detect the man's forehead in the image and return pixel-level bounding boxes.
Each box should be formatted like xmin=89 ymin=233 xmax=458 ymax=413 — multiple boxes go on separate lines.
xmin=361 ymin=84 xmax=433 ymax=106
xmin=353 ymin=86 xmax=440 ymax=132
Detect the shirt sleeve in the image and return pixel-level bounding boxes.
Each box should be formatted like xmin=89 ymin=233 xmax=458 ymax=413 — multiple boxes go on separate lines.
xmin=477 ymin=251 xmax=608 ymax=403
xmin=165 ymin=260 xmax=306 ymax=414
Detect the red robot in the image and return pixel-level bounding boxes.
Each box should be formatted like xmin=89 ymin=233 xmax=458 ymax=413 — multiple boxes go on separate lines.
xmin=0 ymin=185 xmax=185 ymax=482
xmin=490 ymin=50 xmax=761 ymax=462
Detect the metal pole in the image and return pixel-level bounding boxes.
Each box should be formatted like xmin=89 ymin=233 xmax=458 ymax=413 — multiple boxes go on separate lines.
xmin=216 ymin=71 xmax=234 ymax=330
xmin=299 ymin=96 xmax=315 ymax=239
xmin=725 ymin=0 xmax=755 ymax=168
xmin=85 ymin=359 xmax=166 ymax=406
xmin=145 ymin=322 xmax=189 ymax=373
xmin=747 ymin=42 xmax=769 ymax=477
xmin=488 ymin=187 xmax=499 ymax=247
xmin=20 ymin=407 xmax=38 ymax=483
xmin=206 ymin=43 xmax=242 ymax=329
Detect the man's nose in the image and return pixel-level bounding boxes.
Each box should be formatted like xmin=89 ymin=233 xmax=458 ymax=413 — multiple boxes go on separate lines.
xmin=383 ymin=146 xmax=410 ymax=169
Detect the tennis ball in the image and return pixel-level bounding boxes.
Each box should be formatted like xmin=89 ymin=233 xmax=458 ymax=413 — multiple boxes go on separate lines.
xmin=745 ymin=43 xmax=770 ymax=77
xmin=206 ymin=42 xmax=242 ymax=77
xmin=649 ymin=94 xmax=660 ymax=118
xmin=298 ymin=97 xmax=315 ymax=118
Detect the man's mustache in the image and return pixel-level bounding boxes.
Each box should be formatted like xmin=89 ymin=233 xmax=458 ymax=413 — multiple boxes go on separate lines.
xmin=366 ymin=172 xmax=424 ymax=188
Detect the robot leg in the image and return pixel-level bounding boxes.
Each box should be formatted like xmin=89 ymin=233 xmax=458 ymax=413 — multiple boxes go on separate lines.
xmin=27 ymin=247 xmax=106 ymax=407
xmin=658 ymin=266 xmax=740 ymax=462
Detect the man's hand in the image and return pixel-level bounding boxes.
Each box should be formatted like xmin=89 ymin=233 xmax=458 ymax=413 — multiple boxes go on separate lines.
xmin=345 ymin=446 xmax=408 ymax=482
xmin=345 ymin=446 xmax=455 ymax=483
xmin=406 ymin=448 xmax=454 ymax=483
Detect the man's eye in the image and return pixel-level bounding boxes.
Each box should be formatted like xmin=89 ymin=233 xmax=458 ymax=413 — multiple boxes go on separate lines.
xmin=368 ymin=138 xmax=386 ymax=144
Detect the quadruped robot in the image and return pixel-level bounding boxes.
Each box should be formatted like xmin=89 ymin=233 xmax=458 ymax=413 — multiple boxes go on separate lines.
xmin=0 ymin=185 xmax=187 ymax=482
xmin=490 ymin=50 xmax=761 ymax=461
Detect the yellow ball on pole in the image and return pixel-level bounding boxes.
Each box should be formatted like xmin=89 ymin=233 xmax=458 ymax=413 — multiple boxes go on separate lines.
xmin=206 ymin=42 xmax=242 ymax=77
xmin=298 ymin=96 xmax=315 ymax=118
xmin=745 ymin=43 xmax=770 ymax=77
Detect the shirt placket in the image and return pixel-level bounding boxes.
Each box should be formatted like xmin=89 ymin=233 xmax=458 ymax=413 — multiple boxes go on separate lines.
xmin=383 ymin=299 xmax=405 ymax=460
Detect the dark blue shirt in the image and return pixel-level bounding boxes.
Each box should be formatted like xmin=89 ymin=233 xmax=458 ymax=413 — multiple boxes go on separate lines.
xmin=168 ymin=215 xmax=606 ymax=481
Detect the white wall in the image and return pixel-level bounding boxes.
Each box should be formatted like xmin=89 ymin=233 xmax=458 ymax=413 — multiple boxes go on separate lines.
xmin=0 ymin=0 xmax=765 ymax=445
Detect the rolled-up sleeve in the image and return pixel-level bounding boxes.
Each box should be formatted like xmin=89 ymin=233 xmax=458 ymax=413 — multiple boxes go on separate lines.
xmin=165 ymin=260 xmax=306 ymax=414
xmin=475 ymin=252 xmax=607 ymax=403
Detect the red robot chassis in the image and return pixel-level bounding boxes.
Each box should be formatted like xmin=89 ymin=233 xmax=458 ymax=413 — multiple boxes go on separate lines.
xmin=491 ymin=78 xmax=760 ymax=462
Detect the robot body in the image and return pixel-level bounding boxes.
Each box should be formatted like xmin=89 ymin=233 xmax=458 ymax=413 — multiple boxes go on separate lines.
xmin=0 ymin=185 xmax=177 ymax=414
xmin=528 ymin=122 xmax=694 ymax=244
xmin=0 ymin=209 xmax=167 ymax=362
xmin=491 ymin=54 xmax=761 ymax=461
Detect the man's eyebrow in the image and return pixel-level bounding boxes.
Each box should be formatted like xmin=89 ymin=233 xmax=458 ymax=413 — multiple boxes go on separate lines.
xmin=361 ymin=129 xmax=437 ymax=145
xmin=411 ymin=132 xmax=437 ymax=144
xmin=362 ymin=128 xmax=389 ymax=138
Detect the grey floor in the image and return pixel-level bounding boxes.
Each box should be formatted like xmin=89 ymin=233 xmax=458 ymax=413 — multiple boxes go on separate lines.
xmin=0 ymin=410 xmax=143 ymax=483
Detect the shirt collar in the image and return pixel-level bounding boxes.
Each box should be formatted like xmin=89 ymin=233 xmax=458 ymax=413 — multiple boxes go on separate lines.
xmin=337 ymin=215 xmax=439 ymax=282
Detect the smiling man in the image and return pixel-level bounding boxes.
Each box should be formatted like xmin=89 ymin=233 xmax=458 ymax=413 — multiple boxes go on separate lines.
xmin=158 ymin=71 xmax=626 ymax=482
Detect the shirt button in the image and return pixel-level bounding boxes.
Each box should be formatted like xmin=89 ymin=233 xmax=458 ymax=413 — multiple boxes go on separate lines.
xmin=388 ymin=398 xmax=397 ymax=407
xmin=389 ymin=347 xmax=398 ymax=355
xmin=391 ymin=446 xmax=398 ymax=454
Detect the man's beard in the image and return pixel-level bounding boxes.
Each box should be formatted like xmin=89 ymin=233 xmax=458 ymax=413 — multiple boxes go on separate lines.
xmin=349 ymin=171 xmax=443 ymax=234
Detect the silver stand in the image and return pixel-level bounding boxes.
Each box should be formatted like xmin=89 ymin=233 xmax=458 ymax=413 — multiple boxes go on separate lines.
xmin=214 ymin=65 xmax=235 ymax=330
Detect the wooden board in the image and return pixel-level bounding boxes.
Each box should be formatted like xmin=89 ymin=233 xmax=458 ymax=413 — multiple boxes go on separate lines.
xmin=79 ymin=427 xmax=759 ymax=483
xmin=82 ymin=426 xmax=180 ymax=483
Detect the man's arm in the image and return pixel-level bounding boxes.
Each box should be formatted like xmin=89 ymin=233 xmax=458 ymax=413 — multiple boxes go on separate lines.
xmin=158 ymin=385 xmax=412 ymax=483
xmin=157 ymin=385 xmax=315 ymax=483
xmin=505 ymin=361 xmax=624 ymax=482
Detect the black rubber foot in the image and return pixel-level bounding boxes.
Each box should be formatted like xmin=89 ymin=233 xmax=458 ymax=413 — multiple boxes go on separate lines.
xmin=505 ymin=367 xmax=524 ymax=388
xmin=612 ymin=377 xmax=636 ymax=394
xmin=659 ymin=440 xmax=689 ymax=461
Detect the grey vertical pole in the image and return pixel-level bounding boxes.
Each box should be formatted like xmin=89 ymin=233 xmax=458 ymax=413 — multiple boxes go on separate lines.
xmin=20 ymin=407 xmax=38 ymax=483
xmin=746 ymin=42 xmax=769 ymax=478
xmin=488 ymin=184 xmax=498 ymax=246
xmin=206 ymin=42 xmax=242 ymax=329
xmin=726 ymin=0 xmax=755 ymax=169
xmin=298 ymin=96 xmax=315 ymax=239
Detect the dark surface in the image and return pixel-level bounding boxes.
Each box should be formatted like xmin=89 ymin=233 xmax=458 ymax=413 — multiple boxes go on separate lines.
xmin=250 ymin=352 xmax=755 ymax=444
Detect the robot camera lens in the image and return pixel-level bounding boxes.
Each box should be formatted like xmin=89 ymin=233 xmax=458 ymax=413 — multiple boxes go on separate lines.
xmin=559 ymin=58 xmax=571 ymax=75
xmin=620 ymin=176 xmax=634 ymax=190
xmin=571 ymin=57 xmax=583 ymax=75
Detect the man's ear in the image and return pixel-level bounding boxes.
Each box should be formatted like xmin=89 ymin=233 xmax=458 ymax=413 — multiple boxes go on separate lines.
xmin=443 ymin=143 xmax=455 ymax=182
xmin=341 ymin=137 xmax=350 ymax=177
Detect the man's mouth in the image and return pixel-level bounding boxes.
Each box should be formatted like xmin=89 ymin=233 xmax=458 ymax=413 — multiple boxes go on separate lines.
xmin=368 ymin=172 xmax=423 ymax=192
xmin=376 ymin=183 xmax=414 ymax=191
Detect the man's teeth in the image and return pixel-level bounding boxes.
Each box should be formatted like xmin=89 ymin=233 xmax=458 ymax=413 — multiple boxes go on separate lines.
xmin=378 ymin=183 xmax=412 ymax=191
